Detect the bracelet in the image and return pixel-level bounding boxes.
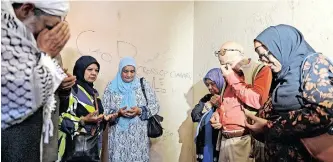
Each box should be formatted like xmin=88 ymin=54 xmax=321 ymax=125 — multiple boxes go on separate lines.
xmin=137 ymin=108 xmax=143 ymax=118
xmin=79 ymin=117 xmax=85 ymax=126
xmin=138 ymin=108 xmax=142 ymax=115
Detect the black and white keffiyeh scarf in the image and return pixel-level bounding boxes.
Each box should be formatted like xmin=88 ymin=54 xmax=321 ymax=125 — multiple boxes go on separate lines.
xmin=1 ymin=2 xmax=66 ymax=144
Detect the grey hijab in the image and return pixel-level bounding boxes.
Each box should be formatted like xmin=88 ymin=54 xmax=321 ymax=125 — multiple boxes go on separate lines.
xmin=255 ymin=24 xmax=316 ymax=111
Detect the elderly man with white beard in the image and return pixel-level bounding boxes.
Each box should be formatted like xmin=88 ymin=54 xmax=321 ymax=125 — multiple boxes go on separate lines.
xmin=1 ymin=1 xmax=73 ymax=161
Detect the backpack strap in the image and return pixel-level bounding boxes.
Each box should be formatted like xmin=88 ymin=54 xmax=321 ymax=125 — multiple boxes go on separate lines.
xmin=241 ymin=62 xmax=266 ymax=161
xmin=251 ymin=64 xmax=265 ymax=85
xmin=242 ymin=62 xmax=265 ymax=114
xmin=219 ymin=82 xmax=227 ymax=103
xmin=242 ymin=61 xmax=265 ymax=85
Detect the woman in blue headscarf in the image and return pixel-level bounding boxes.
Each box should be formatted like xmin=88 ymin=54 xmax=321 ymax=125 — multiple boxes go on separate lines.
xmin=102 ymin=56 xmax=160 ymax=162
xmin=245 ymin=24 xmax=333 ymax=161
xmin=191 ymin=68 xmax=225 ymax=162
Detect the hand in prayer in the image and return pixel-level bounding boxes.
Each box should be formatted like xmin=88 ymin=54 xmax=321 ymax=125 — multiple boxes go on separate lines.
xmin=118 ymin=107 xmax=128 ymax=117
xmin=82 ymin=111 xmax=103 ymax=123
xmin=60 ymin=68 xmax=76 ymax=90
xmin=126 ymin=107 xmax=142 ymax=118
xmin=37 ymin=21 xmax=71 ymax=58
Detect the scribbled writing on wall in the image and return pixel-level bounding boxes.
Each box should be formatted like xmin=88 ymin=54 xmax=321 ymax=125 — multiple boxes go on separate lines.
xmin=195 ymin=61 xmax=210 ymax=79
xmin=137 ymin=76 xmax=167 ymax=94
xmin=76 ymin=30 xmax=142 ymax=62
xmin=136 ymin=65 xmax=192 ymax=94
xmin=137 ymin=66 xmax=192 ymax=80
xmin=76 ymin=30 xmax=172 ymax=63
xmin=76 ymin=30 xmax=113 ymax=62
xmin=117 ymin=41 xmax=138 ymax=58
xmin=160 ymin=129 xmax=174 ymax=142
xmin=243 ymin=3 xmax=276 ymax=36
xmin=144 ymin=49 xmax=174 ymax=64
xmin=152 ymin=77 xmax=166 ymax=94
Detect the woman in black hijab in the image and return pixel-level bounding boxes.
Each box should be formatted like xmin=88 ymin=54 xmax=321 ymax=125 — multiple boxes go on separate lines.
xmin=58 ymin=56 xmax=117 ymax=162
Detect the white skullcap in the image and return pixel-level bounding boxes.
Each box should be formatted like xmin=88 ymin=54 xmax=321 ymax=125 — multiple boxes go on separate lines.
xmin=11 ymin=0 xmax=70 ymax=20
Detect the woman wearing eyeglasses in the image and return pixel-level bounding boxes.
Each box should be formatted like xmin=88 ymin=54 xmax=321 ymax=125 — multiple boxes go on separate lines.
xmin=245 ymin=24 xmax=333 ymax=162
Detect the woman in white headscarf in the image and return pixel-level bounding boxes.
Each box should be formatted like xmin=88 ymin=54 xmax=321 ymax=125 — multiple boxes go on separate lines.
xmin=102 ymin=57 xmax=160 ymax=162
xmin=1 ymin=1 xmax=69 ymax=162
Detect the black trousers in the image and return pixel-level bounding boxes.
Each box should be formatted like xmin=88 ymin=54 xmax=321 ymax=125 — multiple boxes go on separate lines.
xmin=2 ymin=108 xmax=43 ymax=162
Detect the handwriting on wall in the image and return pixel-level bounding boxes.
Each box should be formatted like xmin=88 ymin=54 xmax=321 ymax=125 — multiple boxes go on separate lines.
xmin=136 ymin=65 xmax=192 ymax=94
xmin=76 ymin=30 xmax=171 ymax=64
xmin=195 ymin=61 xmax=210 ymax=79
xmin=117 ymin=41 xmax=138 ymax=58
xmin=159 ymin=129 xmax=174 ymax=142
xmin=243 ymin=3 xmax=277 ymax=36
xmin=76 ymin=30 xmax=193 ymax=95
xmin=76 ymin=30 xmax=139 ymax=61
xmin=287 ymin=0 xmax=300 ymax=21
xmin=76 ymin=30 xmax=113 ymax=62
xmin=137 ymin=66 xmax=192 ymax=80
xmin=152 ymin=77 xmax=167 ymax=94
xmin=144 ymin=49 xmax=174 ymax=64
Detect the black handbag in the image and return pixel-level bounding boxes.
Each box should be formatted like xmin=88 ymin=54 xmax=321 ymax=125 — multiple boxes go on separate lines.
xmin=140 ymin=77 xmax=164 ymax=138
xmin=66 ymin=133 xmax=100 ymax=162
xmin=66 ymin=94 xmax=101 ymax=162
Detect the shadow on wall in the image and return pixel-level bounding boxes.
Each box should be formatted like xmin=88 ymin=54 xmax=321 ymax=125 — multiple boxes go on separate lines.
xmin=149 ymin=138 xmax=163 ymax=162
xmin=61 ymin=47 xmax=82 ymax=73
xmin=178 ymin=80 xmax=208 ymax=162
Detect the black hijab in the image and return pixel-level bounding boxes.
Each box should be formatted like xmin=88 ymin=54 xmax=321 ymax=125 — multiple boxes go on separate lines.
xmin=73 ymin=56 xmax=100 ymax=96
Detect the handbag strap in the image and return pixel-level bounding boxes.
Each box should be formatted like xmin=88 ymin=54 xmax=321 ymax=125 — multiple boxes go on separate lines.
xmin=140 ymin=77 xmax=148 ymax=105
xmin=140 ymin=77 xmax=152 ymax=117
xmin=92 ymin=93 xmax=100 ymax=135
xmin=93 ymin=93 xmax=99 ymax=113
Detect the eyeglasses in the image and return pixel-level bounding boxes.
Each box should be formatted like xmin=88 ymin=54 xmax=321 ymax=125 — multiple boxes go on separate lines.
xmin=214 ymin=49 xmax=242 ymax=57
xmin=255 ymin=45 xmax=265 ymax=53
xmin=255 ymin=45 xmax=270 ymax=61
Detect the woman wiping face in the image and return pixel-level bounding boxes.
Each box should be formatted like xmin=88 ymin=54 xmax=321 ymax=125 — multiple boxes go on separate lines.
xmin=204 ymin=68 xmax=224 ymax=96
xmin=191 ymin=68 xmax=225 ymax=162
